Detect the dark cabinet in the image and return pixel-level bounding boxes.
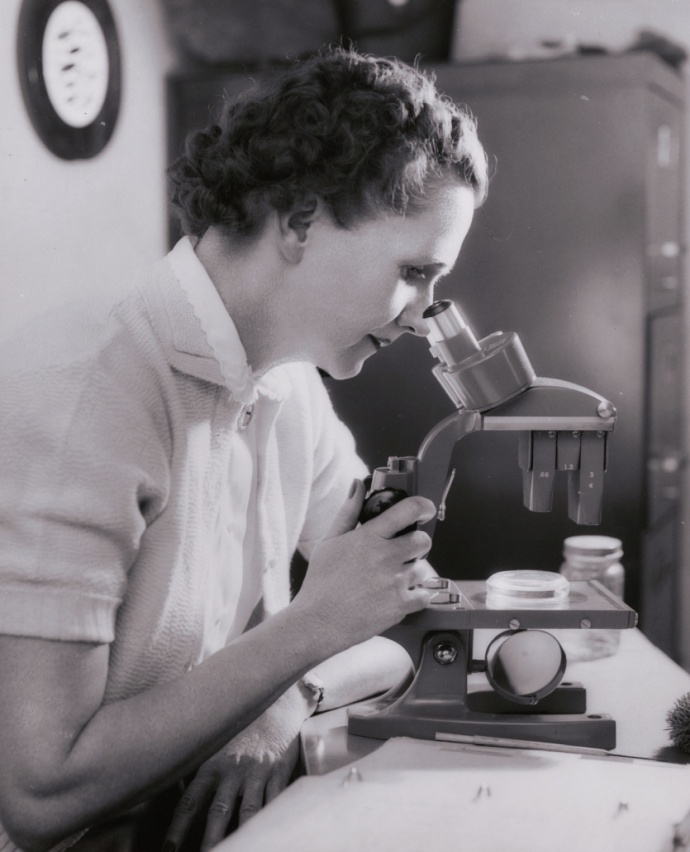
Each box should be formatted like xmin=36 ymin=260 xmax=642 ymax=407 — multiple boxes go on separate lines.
xmin=426 ymin=55 xmax=685 ymax=659
xmin=167 ymin=53 xmax=685 ymax=658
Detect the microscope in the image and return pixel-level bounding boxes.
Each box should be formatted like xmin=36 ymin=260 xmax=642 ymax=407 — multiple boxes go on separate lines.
xmin=348 ymin=300 xmax=637 ymax=750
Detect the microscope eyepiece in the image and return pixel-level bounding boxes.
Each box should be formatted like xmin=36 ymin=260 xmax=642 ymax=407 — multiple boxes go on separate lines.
xmin=424 ymin=299 xmax=480 ymax=362
xmin=423 ymin=300 xmax=453 ymax=319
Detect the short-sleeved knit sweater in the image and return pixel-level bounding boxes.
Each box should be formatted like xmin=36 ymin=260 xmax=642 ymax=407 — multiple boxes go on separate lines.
xmin=0 ymin=243 xmax=366 ymax=709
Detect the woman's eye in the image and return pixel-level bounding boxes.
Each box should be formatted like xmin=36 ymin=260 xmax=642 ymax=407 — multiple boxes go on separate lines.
xmin=403 ymin=266 xmax=427 ymax=282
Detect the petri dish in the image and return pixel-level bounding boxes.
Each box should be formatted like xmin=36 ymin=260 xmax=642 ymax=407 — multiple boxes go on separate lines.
xmin=486 ymin=570 xmax=570 ymax=609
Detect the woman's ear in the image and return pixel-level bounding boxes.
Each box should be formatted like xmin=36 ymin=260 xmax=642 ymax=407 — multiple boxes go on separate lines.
xmin=278 ymin=196 xmax=322 ymax=263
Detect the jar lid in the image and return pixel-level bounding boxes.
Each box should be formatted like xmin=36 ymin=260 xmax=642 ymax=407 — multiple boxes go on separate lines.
xmin=563 ymin=535 xmax=623 ymax=558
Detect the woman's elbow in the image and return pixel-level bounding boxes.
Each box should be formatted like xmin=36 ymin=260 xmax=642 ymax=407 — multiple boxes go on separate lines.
xmin=0 ymin=785 xmax=78 ymax=852
xmin=2 ymin=812 xmax=57 ymax=852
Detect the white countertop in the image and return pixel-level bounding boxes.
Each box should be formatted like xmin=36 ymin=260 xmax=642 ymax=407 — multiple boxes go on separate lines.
xmin=216 ymin=629 xmax=690 ymax=851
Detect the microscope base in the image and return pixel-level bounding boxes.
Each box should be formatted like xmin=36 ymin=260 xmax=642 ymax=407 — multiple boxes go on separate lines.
xmin=348 ymin=705 xmax=616 ymax=750
xmin=467 ymin=683 xmax=587 ymax=715
xmin=347 ymin=628 xmax=617 ymax=751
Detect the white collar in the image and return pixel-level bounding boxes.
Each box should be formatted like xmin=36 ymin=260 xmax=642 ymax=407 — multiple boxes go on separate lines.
xmin=167 ymin=237 xmax=289 ymax=404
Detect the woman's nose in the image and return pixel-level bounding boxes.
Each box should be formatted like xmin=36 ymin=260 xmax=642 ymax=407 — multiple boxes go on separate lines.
xmin=398 ymin=292 xmax=433 ymax=336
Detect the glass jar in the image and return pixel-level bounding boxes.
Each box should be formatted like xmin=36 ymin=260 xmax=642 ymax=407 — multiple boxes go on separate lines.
xmin=558 ymin=535 xmax=625 ymax=662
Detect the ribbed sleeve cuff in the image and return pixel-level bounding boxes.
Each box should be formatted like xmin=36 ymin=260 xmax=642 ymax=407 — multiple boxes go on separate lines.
xmin=0 ymin=587 xmax=119 ymax=643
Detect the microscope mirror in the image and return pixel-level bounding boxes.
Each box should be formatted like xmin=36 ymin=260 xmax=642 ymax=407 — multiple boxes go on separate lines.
xmin=485 ymin=629 xmax=566 ymax=706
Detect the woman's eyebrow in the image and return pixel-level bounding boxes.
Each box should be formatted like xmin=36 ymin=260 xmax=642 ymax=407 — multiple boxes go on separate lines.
xmin=403 ymin=260 xmax=450 ymax=273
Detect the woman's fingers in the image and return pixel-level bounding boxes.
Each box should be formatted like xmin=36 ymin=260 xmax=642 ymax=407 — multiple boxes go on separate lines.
xmin=199 ymin=780 xmax=244 ymax=852
xmin=199 ymin=760 xmax=292 ymax=850
xmin=325 ymin=479 xmax=366 ymax=537
xmin=236 ymin=773 xmax=269 ymax=826
xmin=264 ymin=765 xmax=292 ymax=804
xmin=406 ymin=559 xmax=433 ymax=588
xmin=364 ymin=496 xmax=436 ymax=540
xmin=164 ymin=776 xmax=215 ymax=851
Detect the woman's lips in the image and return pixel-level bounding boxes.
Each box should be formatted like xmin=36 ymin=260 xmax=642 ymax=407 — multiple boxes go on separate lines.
xmin=368 ymin=335 xmax=391 ymax=349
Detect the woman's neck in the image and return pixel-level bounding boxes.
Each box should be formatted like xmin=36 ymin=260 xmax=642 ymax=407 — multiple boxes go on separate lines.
xmin=193 ymin=227 xmax=307 ymax=376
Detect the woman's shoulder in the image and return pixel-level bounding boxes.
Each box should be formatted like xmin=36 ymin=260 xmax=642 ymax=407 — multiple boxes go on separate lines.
xmin=0 ymin=254 xmax=183 ymax=378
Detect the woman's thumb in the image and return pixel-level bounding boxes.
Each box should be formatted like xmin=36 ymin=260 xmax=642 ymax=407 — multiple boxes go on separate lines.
xmin=326 ymin=479 xmax=366 ymax=538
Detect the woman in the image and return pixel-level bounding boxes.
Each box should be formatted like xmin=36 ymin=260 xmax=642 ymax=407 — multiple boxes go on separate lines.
xmin=0 ymin=47 xmax=487 ymax=852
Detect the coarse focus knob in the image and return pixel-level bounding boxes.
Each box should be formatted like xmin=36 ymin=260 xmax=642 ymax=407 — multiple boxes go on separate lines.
xmin=358 ymin=488 xmax=408 ymax=526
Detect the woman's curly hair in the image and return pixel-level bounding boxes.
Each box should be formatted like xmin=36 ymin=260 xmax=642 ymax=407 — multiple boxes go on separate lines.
xmin=168 ymin=47 xmax=489 ymax=240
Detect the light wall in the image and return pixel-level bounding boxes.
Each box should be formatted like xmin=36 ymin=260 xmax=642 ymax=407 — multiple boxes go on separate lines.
xmin=0 ymin=0 xmax=176 ymax=339
xmin=454 ymin=0 xmax=690 ymax=61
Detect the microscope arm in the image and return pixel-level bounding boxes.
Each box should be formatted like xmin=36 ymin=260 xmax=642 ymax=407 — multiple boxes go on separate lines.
xmin=416 ymin=377 xmax=616 ymax=538
xmin=360 ymin=301 xmax=616 ymax=537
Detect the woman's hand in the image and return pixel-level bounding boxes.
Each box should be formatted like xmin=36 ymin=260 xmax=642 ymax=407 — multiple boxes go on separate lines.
xmin=163 ymin=686 xmax=310 ymax=852
xmin=293 ymin=480 xmax=436 ymax=654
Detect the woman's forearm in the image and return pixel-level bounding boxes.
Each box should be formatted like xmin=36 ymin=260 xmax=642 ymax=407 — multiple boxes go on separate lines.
xmin=306 ymin=562 xmax=437 ymax=713
xmin=314 ymin=636 xmax=413 ymax=712
xmin=0 ymin=602 xmax=337 ymax=849
xmin=0 ymin=495 xmax=435 ymax=850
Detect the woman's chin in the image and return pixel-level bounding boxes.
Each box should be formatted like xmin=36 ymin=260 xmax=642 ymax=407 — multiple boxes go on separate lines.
xmin=324 ymin=363 xmax=364 ymax=381
xmin=319 ymin=354 xmax=367 ymax=381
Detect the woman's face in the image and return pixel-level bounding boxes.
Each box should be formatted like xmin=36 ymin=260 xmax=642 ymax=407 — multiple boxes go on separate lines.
xmin=298 ymin=182 xmax=476 ymax=379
